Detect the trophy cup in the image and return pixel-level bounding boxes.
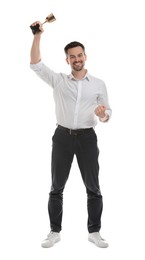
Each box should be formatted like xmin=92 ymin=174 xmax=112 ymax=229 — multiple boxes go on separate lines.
xmin=30 ymin=13 xmax=56 ymax=35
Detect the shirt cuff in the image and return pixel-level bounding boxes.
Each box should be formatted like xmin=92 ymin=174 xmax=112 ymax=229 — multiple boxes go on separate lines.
xmin=99 ymin=113 xmax=109 ymax=122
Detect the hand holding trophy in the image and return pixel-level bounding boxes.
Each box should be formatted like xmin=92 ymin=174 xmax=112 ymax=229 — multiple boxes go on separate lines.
xmin=30 ymin=13 xmax=56 ymax=35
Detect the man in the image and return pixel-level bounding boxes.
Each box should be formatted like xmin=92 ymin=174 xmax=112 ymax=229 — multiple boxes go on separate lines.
xmin=30 ymin=21 xmax=112 ymax=248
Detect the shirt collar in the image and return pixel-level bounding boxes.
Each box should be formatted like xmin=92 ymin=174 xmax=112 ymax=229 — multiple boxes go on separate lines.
xmin=68 ymin=71 xmax=90 ymax=81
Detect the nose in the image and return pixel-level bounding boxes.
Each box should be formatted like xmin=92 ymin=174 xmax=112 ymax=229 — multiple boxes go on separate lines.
xmin=74 ymin=56 xmax=80 ymax=62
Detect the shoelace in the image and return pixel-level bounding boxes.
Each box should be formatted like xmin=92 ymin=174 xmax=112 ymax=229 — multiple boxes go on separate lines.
xmin=47 ymin=232 xmax=58 ymax=241
xmin=93 ymin=233 xmax=105 ymax=241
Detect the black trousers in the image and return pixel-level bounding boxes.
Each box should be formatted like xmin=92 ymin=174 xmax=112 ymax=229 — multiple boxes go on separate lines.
xmin=48 ymin=126 xmax=103 ymax=233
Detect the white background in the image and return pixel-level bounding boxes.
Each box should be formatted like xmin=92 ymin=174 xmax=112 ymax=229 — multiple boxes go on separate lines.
xmin=0 ymin=0 xmax=145 ymax=259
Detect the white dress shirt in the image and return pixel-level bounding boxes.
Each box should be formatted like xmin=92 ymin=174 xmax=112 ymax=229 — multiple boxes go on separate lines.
xmin=30 ymin=61 xmax=112 ymax=129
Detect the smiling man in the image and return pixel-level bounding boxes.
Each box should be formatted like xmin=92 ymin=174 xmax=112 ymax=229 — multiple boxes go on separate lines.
xmin=30 ymin=21 xmax=112 ymax=249
xmin=66 ymin=45 xmax=86 ymax=74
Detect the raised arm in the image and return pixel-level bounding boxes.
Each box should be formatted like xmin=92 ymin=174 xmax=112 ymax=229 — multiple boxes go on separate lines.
xmin=30 ymin=21 xmax=44 ymax=64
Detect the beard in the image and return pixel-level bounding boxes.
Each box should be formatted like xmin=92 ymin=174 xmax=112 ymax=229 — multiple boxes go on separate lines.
xmin=72 ymin=61 xmax=85 ymax=71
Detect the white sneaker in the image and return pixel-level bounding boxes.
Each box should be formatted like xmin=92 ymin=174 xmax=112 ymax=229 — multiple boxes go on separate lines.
xmin=88 ymin=232 xmax=109 ymax=248
xmin=41 ymin=231 xmax=61 ymax=248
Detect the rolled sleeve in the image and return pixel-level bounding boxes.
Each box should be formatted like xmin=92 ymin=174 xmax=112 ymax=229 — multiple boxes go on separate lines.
xmin=30 ymin=60 xmax=43 ymax=71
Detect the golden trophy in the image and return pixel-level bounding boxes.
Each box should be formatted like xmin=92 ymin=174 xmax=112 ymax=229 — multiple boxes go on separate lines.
xmin=30 ymin=13 xmax=56 ymax=34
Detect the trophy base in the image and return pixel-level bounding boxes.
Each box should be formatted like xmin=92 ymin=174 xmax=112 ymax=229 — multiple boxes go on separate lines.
xmin=30 ymin=24 xmax=41 ymax=35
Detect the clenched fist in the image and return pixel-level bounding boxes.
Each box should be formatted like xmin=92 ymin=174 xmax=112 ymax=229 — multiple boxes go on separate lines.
xmin=94 ymin=105 xmax=109 ymax=122
xmin=95 ymin=105 xmax=106 ymax=117
xmin=30 ymin=21 xmax=44 ymax=35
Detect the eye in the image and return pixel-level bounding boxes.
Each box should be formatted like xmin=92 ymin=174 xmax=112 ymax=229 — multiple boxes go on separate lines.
xmin=78 ymin=53 xmax=83 ymax=58
xmin=70 ymin=55 xmax=75 ymax=59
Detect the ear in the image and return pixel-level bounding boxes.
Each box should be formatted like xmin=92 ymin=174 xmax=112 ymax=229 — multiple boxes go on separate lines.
xmin=66 ymin=57 xmax=69 ymax=64
xmin=84 ymin=53 xmax=87 ymax=61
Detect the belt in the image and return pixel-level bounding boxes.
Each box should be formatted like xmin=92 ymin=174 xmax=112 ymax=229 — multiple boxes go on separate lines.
xmin=57 ymin=125 xmax=93 ymax=135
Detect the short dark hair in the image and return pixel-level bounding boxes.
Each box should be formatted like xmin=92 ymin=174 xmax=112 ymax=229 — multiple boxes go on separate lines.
xmin=64 ymin=41 xmax=85 ymax=55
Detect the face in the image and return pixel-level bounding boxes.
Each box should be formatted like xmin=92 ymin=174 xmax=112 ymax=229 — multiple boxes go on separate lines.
xmin=66 ymin=46 xmax=87 ymax=72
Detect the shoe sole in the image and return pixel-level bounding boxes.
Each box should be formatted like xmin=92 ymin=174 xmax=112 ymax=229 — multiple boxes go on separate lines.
xmin=88 ymin=237 xmax=109 ymax=248
xmin=41 ymin=238 xmax=61 ymax=248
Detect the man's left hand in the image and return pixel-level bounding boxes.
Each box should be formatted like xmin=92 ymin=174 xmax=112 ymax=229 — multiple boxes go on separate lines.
xmin=95 ymin=105 xmax=107 ymax=118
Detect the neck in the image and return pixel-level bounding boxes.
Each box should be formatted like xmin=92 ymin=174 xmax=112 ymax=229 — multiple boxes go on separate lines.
xmin=72 ymin=68 xmax=87 ymax=80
